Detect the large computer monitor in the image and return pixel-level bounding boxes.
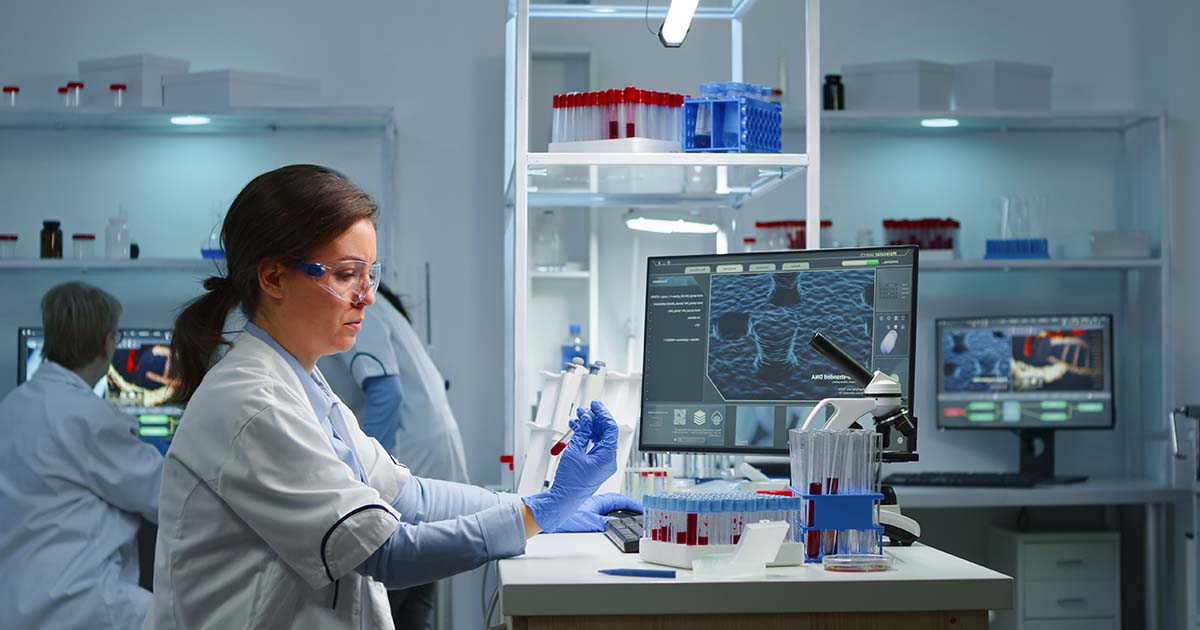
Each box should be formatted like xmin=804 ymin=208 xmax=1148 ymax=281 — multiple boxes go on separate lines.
xmin=18 ymin=327 xmax=182 ymax=452
xmin=935 ymin=314 xmax=1114 ymax=481
xmin=638 ymin=246 xmax=919 ymax=455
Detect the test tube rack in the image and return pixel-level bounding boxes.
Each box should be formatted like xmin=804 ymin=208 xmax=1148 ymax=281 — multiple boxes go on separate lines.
xmin=791 ymin=488 xmax=886 ymax=563
xmin=681 ymin=96 xmax=782 ymax=153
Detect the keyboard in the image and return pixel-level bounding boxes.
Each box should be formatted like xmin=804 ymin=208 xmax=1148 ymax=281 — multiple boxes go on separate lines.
xmin=603 ymin=515 xmax=644 ymax=553
xmin=882 ymin=472 xmax=1040 ymax=488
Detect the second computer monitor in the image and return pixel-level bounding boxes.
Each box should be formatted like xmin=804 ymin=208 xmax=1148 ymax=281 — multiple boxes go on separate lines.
xmin=18 ymin=326 xmax=179 ymax=411
xmin=639 ymin=246 xmax=919 ymax=454
xmin=936 ymin=314 xmax=1114 ymax=430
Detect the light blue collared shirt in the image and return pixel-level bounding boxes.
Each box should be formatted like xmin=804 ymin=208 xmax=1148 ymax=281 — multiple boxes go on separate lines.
xmin=245 ymin=323 xmax=365 ymax=483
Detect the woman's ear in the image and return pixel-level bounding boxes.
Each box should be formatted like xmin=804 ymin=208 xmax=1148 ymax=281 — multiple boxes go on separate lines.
xmin=258 ymin=260 xmax=288 ymax=300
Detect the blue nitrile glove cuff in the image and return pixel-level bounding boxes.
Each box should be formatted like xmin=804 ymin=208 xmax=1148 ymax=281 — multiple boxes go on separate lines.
xmin=521 ymin=401 xmax=620 ymax=532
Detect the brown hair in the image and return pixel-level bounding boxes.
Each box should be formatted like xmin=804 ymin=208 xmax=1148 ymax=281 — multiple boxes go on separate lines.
xmin=41 ymin=281 xmax=122 ymax=370
xmin=171 ymin=164 xmax=377 ymax=403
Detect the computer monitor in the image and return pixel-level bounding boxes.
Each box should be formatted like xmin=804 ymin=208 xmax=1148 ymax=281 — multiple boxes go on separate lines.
xmin=18 ymin=327 xmax=182 ymax=453
xmin=935 ymin=314 xmax=1114 ymax=482
xmin=638 ymin=246 xmax=919 ymax=456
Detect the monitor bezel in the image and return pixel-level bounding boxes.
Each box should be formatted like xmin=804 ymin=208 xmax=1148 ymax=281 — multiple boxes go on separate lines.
xmin=933 ymin=312 xmax=1116 ymax=431
xmin=637 ymin=245 xmax=920 ymax=455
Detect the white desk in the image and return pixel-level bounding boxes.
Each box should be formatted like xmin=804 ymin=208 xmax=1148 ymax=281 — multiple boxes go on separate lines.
xmin=499 ymin=533 xmax=1012 ymax=630
xmin=892 ymin=478 xmax=1184 ymax=509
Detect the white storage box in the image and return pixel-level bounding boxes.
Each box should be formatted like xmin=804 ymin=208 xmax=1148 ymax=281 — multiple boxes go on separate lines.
xmin=954 ymin=60 xmax=1051 ymax=111
xmin=78 ymin=54 xmax=190 ymax=107
xmin=163 ymin=70 xmax=320 ymax=108
xmin=841 ymin=60 xmax=952 ymax=111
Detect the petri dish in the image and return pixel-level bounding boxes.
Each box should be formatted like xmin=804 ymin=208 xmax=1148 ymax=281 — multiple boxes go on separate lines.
xmin=822 ymin=554 xmax=893 ymax=572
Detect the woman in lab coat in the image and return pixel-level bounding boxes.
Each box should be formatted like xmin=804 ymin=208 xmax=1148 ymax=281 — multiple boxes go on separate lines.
xmin=144 ymin=164 xmax=633 ymax=630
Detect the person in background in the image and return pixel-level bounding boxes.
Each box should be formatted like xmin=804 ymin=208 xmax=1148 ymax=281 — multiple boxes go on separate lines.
xmin=326 ymin=284 xmax=469 ymax=629
xmin=336 ymin=283 xmax=470 ymax=484
xmin=0 ymin=281 xmax=163 ymax=630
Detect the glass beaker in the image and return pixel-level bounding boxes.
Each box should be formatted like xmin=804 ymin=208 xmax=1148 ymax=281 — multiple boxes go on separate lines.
xmin=531 ymin=209 xmax=564 ymax=272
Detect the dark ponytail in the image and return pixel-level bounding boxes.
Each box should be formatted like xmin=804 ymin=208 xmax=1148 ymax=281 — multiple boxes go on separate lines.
xmin=171 ymin=165 xmax=378 ymax=403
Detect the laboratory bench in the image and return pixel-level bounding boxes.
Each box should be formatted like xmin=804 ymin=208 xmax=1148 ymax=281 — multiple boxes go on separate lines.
xmin=891 ymin=477 xmax=1185 ymax=509
xmin=498 ymin=533 xmax=1012 ymax=630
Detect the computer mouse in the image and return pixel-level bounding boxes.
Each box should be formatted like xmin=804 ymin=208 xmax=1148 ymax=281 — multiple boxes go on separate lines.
xmin=605 ymin=509 xmax=641 ymax=519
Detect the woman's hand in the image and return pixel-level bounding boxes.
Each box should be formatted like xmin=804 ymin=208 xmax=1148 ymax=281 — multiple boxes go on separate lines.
xmin=520 ymin=401 xmax=619 ymax=533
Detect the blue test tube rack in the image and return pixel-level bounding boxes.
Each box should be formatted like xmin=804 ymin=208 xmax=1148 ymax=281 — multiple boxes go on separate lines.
xmin=984 ymin=238 xmax=1051 ymax=259
xmin=791 ymin=488 xmax=885 ymax=563
xmin=681 ymin=95 xmax=782 ymax=153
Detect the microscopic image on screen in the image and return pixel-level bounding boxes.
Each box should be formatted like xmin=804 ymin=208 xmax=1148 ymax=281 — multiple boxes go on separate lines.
xmin=707 ymin=269 xmax=875 ymax=401
xmin=107 ymin=342 xmax=178 ymax=407
xmin=941 ymin=328 xmax=1012 ymax=393
xmin=1010 ymin=328 xmax=1105 ymax=392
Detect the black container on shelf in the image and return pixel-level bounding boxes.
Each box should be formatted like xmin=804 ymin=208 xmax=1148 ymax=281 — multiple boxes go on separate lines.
xmin=823 ymin=74 xmax=844 ymax=111
xmin=40 ymin=220 xmax=63 ymax=258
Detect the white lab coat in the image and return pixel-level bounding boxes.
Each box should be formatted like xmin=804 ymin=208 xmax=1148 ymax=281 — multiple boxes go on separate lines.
xmin=143 ymin=332 xmax=411 ymax=630
xmin=325 ymin=301 xmax=470 ymax=484
xmin=0 ymin=361 xmax=163 ymax=630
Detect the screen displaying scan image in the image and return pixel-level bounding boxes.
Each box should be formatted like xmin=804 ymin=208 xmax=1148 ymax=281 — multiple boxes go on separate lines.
xmin=18 ymin=327 xmax=183 ymax=452
xmin=936 ymin=314 xmax=1114 ymax=430
xmin=639 ymin=246 xmax=918 ymax=454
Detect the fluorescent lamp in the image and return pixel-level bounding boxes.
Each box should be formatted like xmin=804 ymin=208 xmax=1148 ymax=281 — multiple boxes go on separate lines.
xmin=170 ymin=115 xmax=211 ymax=126
xmin=594 ymin=7 xmax=617 ymax=13
xmin=920 ymin=117 xmax=959 ymax=128
xmin=626 ymin=216 xmax=719 ymax=234
xmin=659 ymin=0 xmax=700 ymax=48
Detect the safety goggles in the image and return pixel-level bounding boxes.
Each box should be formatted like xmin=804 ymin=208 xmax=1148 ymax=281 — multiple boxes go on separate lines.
xmin=292 ymin=259 xmax=381 ymax=304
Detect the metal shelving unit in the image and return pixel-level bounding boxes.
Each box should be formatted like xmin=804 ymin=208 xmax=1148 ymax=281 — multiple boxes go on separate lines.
xmin=503 ymin=0 xmax=821 ymax=479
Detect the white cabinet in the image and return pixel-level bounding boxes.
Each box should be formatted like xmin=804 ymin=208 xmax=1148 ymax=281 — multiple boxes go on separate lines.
xmin=990 ymin=529 xmax=1121 ymax=630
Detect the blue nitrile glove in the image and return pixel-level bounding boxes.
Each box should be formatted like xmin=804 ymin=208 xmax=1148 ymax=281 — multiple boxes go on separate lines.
xmin=521 ymin=401 xmax=620 ymax=532
xmin=547 ymin=493 xmax=644 ymax=533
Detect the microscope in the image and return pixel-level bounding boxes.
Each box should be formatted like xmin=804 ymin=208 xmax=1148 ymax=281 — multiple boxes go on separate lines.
xmin=799 ymin=332 xmax=921 ymax=545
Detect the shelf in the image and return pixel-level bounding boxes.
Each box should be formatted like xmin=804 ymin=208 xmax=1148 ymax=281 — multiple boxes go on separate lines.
xmin=526 ymin=0 xmax=756 ymax=20
xmin=782 ymin=110 xmax=1160 ymax=134
xmin=531 ymin=271 xmax=590 ymax=280
xmin=921 ymin=257 xmax=1163 ymax=271
xmin=0 ymin=258 xmax=218 ymax=272
xmin=522 ymin=152 xmax=808 ymax=209
xmin=0 ymin=106 xmax=395 ymax=133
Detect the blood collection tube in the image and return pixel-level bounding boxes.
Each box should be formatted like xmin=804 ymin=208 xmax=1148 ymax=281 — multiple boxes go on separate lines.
xmin=110 ymin=83 xmax=126 ymax=108
xmin=623 ymin=86 xmax=637 ymax=138
xmin=672 ymin=93 xmax=681 ymax=140
xmin=66 ymin=81 xmax=83 ymax=107
xmin=593 ymin=91 xmax=602 ymax=141
xmin=658 ymin=91 xmax=669 ymax=139
xmin=637 ymin=89 xmax=650 ymax=140
xmin=806 ymin=481 xmax=822 ymax=559
xmin=2 ymin=86 xmax=18 ymax=107
xmin=606 ymin=89 xmax=619 ymax=140
xmin=58 ymin=86 xmax=69 ymax=107
xmin=551 ymin=94 xmax=561 ymax=143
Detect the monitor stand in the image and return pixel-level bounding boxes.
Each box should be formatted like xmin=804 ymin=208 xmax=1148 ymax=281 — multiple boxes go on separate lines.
xmin=1020 ymin=429 xmax=1088 ymax=485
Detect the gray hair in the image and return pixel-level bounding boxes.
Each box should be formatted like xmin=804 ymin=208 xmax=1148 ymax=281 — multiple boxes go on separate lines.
xmin=40 ymin=281 xmax=122 ymax=370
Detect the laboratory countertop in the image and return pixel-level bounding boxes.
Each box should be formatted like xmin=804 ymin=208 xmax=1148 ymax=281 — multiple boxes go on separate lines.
xmin=498 ymin=533 xmax=1012 ymax=618
xmin=892 ymin=478 xmax=1186 ymax=509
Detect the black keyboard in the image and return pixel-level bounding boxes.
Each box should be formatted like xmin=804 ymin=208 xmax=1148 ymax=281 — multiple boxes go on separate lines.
xmin=882 ymin=472 xmax=1039 ymax=488
xmin=603 ymin=515 xmax=643 ymax=553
